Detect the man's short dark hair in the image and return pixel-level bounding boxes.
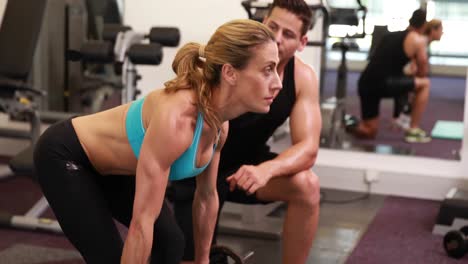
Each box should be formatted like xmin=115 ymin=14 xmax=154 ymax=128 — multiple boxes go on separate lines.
xmin=268 ymin=0 xmax=313 ymax=36
xmin=409 ymin=9 xmax=427 ymax=29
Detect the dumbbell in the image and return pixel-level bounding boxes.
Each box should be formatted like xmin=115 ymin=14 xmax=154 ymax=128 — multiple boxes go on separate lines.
xmin=210 ymin=245 xmax=254 ymax=264
xmin=443 ymin=226 xmax=468 ymax=259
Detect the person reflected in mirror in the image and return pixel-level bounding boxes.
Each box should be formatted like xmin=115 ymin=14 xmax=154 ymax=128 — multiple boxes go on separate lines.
xmin=394 ymin=18 xmax=444 ymax=133
xmin=349 ymin=9 xmax=433 ymax=143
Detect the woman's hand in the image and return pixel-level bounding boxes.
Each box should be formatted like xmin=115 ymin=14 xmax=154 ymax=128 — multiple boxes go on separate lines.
xmin=403 ymin=60 xmax=418 ymax=76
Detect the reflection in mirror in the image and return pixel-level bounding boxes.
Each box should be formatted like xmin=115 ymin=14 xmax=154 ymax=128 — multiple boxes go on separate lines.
xmin=320 ymin=0 xmax=467 ymax=161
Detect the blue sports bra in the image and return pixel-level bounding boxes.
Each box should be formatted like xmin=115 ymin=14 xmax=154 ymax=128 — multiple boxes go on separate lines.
xmin=125 ymin=96 xmax=216 ymax=181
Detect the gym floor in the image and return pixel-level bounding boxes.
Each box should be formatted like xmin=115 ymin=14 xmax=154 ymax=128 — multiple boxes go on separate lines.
xmin=217 ymin=189 xmax=385 ymax=264
xmin=0 ymin=172 xmax=386 ymax=264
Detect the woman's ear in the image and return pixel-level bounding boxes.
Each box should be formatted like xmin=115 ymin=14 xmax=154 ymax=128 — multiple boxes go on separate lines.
xmin=221 ymin=64 xmax=237 ymax=86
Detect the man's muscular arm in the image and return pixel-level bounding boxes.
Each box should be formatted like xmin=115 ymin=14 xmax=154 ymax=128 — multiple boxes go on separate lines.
xmin=263 ymin=59 xmax=321 ymax=177
xmin=227 ymin=59 xmax=321 ymax=193
xmin=413 ymin=34 xmax=429 ymax=77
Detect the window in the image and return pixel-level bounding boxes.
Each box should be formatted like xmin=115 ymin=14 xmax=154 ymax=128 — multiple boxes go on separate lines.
xmin=427 ymin=0 xmax=468 ymax=57
xmin=327 ymin=0 xmax=420 ymax=53
xmin=326 ymin=0 xmax=468 ymax=64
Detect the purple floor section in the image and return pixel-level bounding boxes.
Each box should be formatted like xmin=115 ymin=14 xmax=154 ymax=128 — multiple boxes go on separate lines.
xmin=346 ymin=96 xmax=463 ymax=160
xmin=0 ymin=175 xmax=77 ymax=252
xmin=346 ymin=196 xmax=468 ymax=264
xmin=323 ymin=71 xmax=465 ymax=160
xmin=0 ymin=158 xmax=128 ymax=263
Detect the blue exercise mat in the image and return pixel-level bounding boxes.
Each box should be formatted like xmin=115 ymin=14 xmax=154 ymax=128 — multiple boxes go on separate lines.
xmin=431 ymin=120 xmax=464 ymax=140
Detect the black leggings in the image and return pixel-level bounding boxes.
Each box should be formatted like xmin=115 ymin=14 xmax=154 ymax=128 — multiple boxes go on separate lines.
xmin=393 ymin=93 xmax=411 ymax=118
xmin=359 ymin=75 xmax=414 ymax=120
xmin=167 ymin=151 xmax=277 ymax=261
xmin=33 ymin=119 xmax=184 ymax=264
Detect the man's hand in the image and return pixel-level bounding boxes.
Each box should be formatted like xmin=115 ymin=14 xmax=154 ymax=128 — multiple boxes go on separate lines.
xmin=226 ymin=165 xmax=272 ymax=194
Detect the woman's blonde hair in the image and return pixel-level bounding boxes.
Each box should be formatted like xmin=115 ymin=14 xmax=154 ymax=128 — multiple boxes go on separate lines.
xmin=164 ymin=19 xmax=275 ymax=132
xmin=424 ymin=19 xmax=442 ymax=36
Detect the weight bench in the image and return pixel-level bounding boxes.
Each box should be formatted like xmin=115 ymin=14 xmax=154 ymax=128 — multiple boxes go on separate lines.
xmin=0 ymin=145 xmax=62 ymax=233
xmin=0 ymin=0 xmax=62 ymax=234
xmin=0 ymin=43 xmax=167 ymax=234
xmin=218 ymin=201 xmax=285 ymax=240
xmin=0 ymin=8 xmax=177 ymax=234
xmin=0 ymin=0 xmax=178 ymax=235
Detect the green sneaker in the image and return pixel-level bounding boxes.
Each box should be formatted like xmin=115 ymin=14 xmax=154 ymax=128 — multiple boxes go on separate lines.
xmin=405 ymin=128 xmax=431 ymax=143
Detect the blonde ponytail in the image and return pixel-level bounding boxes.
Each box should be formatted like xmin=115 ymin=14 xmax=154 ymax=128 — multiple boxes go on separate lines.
xmin=164 ymin=42 xmax=221 ymax=132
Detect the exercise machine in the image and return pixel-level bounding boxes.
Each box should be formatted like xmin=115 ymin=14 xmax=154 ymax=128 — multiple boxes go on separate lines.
xmin=0 ymin=0 xmax=61 ymax=234
xmin=433 ymin=188 xmax=468 ymax=259
xmin=70 ymin=24 xmax=180 ymax=105
xmin=0 ymin=1 xmax=178 ymax=233
xmin=114 ymin=25 xmax=180 ymax=103
xmin=31 ymin=0 xmax=134 ymax=115
xmin=433 ymin=188 xmax=468 ymax=236
xmin=0 ymin=35 xmax=172 ymax=234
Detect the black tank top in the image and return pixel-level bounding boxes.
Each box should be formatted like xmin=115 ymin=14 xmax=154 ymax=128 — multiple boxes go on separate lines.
xmin=219 ymin=57 xmax=296 ymax=171
xmin=360 ymin=30 xmax=411 ymax=87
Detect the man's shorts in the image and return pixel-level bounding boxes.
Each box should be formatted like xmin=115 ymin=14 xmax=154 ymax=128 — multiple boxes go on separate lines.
xmin=359 ymin=76 xmax=415 ymax=120
xmin=218 ymin=151 xmax=278 ymax=204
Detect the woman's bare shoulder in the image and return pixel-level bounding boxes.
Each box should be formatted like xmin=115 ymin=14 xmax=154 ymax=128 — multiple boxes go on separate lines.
xmin=147 ymin=89 xmax=198 ymax=136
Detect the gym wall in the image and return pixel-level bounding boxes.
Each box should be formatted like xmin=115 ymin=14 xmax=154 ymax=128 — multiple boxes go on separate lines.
xmin=0 ymin=0 xmax=6 ymax=24
xmin=124 ymin=0 xmax=323 ymax=97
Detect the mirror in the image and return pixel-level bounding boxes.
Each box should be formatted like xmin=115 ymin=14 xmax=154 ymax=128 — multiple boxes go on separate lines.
xmin=319 ymin=0 xmax=467 ymax=161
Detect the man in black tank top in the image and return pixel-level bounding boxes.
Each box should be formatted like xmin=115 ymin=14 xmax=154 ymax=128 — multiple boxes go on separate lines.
xmin=351 ymin=9 xmax=432 ymax=143
xmin=167 ymin=1 xmax=321 ymax=263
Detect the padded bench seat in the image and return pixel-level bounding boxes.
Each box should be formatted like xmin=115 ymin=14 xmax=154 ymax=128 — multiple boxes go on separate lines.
xmin=9 ymin=145 xmax=35 ymax=179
